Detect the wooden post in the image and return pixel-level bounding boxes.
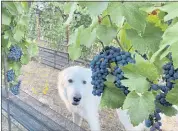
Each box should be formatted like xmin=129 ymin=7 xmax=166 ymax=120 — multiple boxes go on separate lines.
xmin=36 ymin=12 xmax=40 ymax=41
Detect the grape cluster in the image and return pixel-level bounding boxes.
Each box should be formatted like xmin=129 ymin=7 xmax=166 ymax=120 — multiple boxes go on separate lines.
xmin=10 ymin=81 xmax=21 ymax=95
xmin=155 ymin=53 xmax=178 ymax=107
xmin=90 ymin=46 xmax=135 ymax=96
xmin=145 ymin=108 xmax=162 ymax=131
xmin=8 ymin=45 xmax=23 ymax=61
xmin=6 ymin=69 xmax=15 ymax=82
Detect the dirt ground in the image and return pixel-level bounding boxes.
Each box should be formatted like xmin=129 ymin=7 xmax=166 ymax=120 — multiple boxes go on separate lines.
xmin=19 ymin=60 xmax=126 ymax=131
xmin=18 ymin=60 xmax=178 ymax=131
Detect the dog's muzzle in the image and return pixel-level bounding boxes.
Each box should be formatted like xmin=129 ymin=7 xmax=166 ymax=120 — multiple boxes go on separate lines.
xmin=72 ymin=95 xmax=81 ymax=106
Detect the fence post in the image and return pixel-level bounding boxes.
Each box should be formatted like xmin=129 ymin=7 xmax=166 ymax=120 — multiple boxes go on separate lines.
xmin=3 ymin=52 xmax=12 ymax=131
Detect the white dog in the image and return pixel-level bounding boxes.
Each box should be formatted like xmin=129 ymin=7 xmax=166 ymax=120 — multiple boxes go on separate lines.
xmin=57 ymin=66 xmax=178 ymax=131
xmin=57 ymin=66 xmax=101 ymax=131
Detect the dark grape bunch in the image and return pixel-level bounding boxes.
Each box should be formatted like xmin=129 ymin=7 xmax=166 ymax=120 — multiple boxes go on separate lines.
xmin=10 ymin=81 xmax=21 ymax=95
xmin=90 ymin=46 xmax=135 ymax=96
xmin=146 ymin=53 xmax=178 ymax=130
xmin=8 ymin=45 xmax=23 ymax=61
xmin=7 ymin=69 xmax=15 ymax=82
xmin=145 ymin=108 xmax=162 ymax=131
xmin=156 ymin=53 xmax=178 ymax=107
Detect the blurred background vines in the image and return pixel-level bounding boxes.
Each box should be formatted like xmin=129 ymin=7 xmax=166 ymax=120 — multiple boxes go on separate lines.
xmin=27 ymin=2 xmax=104 ymax=60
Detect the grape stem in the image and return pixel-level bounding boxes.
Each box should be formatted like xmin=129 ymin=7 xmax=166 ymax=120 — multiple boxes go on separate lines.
xmin=98 ymin=39 xmax=105 ymax=51
xmin=101 ymin=15 xmax=125 ymax=51
xmin=107 ymin=15 xmax=125 ymax=51
xmin=115 ymin=36 xmax=125 ymax=51
xmin=128 ymin=45 xmax=133 ymax=52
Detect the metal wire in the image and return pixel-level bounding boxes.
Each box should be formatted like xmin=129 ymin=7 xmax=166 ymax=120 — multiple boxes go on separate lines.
xmin=3 ymin=51 xmax=11 ymax=131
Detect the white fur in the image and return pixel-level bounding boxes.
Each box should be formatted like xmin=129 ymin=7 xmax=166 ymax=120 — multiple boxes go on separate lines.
xmin=57 ymin=66 xmax=178 ymax=131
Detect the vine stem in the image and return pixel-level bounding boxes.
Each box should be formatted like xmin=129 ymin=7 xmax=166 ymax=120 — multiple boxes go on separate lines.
xmin=98 ymin=39 xmax=105 ymax=51
xmin=106 ymin=15 xmax=125 ymax=51
xmin=115 ymin=36 xmax=125 ymax=51
xmin=128 ymin=45 xmax=133 ymax=52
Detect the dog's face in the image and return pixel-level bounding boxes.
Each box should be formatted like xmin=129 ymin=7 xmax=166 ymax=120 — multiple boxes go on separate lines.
xmin=58 ymin=66 xmax=92 ymax=106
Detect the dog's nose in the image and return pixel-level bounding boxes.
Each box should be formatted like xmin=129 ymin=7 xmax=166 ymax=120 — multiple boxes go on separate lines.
xmin=73 ymin=96 xmax=81 ymax=102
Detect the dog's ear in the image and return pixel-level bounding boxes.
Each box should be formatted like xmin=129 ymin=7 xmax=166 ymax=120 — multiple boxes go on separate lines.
xmin=57 ymin=70 xmax=65 ymax=87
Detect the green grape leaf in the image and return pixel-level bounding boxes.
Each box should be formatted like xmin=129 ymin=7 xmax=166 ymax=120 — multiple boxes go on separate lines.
xmin=162 ymin=22 xmax=178 ymax=46
xmin=123 ymin=91 xmax=155 ymax=126
xmin=69 ymin=26 xmax=84 ymax=46
xmin=168 ymin=42 xmax=178 ymax=69
xmin=150 ymin=44 xmax=170 ymax=74
xmin=68 ymin=44 xmax=81 ymax=60
xmin=2 ymin=36 xmax=9 ymax=49
xmin=100 ymin=82 xmax=126 ymax=109
xmin=28 ymin=43 xmax=39 ymax=57
xmin=119 ymin=28 xmax=132 ymax=51
xmin=107 ymin=2 xmax=123 ymax=25
xmin=166 ymin=83 xmax=178 ymax=106
xmin=20 ymin=54 xmax=30 ymax=65
xmin=8 ymin=62 xmax=22 ymax=76
xmin=96 ymin=25 xmax=117 ymax=45
xmin=156 ymin=102 xmax=178 ymax=116
xmin=3 ymin=2 xmax=18 ymax=15
xmin=14 ymin=29 xmax=24 ymax=42
xmin=14 ymin=2 xmax=24 ymax=14
xmin=126 ymin=23 xmax=163 ymax=54
xmin=107 ymin=3 xmax=147 ymax=31
xmin=150 ymin=44 xmax=169 ymax=63
xmin=121 ymin=3 xmax=147 ymax=32
xmin=80 ymin=28 xmax=96 ymax=48
xmin=84 ymin=2 xmax=108 ymax=17
xmin=64 ymin=2 xmax=77 ymax=25
xmin=121 ymin=74 xmax=150 ymax=94
xmin=2 ymin=8 xmax=11 ymax=25
xmin=159 ymin=3 xmax=178 ymax=22
xmin=19 ymin=15 xmax=29 ymax=26
xmin=122 ymin=55 xmax=159 ymax=82
xmin=159 ymin=42 xmax=178 ymax=69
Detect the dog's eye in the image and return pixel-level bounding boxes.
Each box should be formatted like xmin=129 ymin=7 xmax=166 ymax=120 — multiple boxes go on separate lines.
xmin=68 ymin=79 xmax=73 ymax=83
xmin=82 ymin=80 xmax=87 ymax=84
